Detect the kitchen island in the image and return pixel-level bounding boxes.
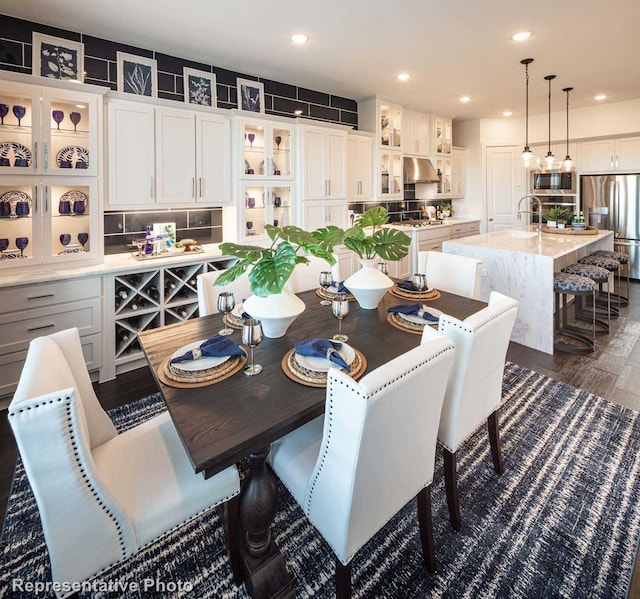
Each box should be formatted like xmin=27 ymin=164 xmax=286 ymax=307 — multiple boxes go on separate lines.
xmin=443 ymin=227 xmax=614 ymax=354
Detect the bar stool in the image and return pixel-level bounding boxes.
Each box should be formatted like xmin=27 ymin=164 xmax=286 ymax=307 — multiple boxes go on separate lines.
xmin=577 ymin=253 xmax=621 ymax=316
xmin=591 ymin=250 xmax=630 ymax=307
xmin=554 ymin=272 xmax=597 ymax=354
xmin=561 ymin=263 xmax=611 ymax=334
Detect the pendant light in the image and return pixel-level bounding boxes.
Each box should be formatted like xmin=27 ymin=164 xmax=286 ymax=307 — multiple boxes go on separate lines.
xmin=543 ymin=74 xmax=557 ymax=171
xmin=561 ymin=87 xmax=574 ymax=172
xmin=520 ymin=58 xmax=537 ymax=167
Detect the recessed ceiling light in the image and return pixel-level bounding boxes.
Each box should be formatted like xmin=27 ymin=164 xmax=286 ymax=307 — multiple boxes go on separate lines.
xmin=594 ymin=94 xmax=607 ymax=101
xmin=75 ymin=104 xmax=86 ymax=108
xmin=291 ymin=33 xmax=308 ymax=44
xmin=397 ymin=73 xmax=410 ymax=81
xmin=511 ymin=31 xmax=532 ymax=41
xmin=294 ymin=109 xmax=303 ymax=115
xmin=503 ymin=111 xmax=513 ymax=117
xmin=459 ymin=96 xmax=471 ymax=103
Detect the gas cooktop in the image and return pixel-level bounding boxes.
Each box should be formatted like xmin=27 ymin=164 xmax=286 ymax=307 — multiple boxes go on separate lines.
xmin=394 ymin=219 xmax=445 ymax=227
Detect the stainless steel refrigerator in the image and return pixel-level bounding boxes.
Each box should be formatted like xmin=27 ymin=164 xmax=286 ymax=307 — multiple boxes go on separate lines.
xmin=581 ymin=174 xmax=640 ymax=279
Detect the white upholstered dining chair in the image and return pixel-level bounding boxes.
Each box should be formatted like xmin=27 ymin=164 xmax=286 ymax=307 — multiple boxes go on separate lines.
xmin=421 ymin=291 xmax=518 ymax=530
xmin=287 ymin=254 xmax=341 ymax=293
xmin=8 ymin=327 xmax=242 ymax=597
xmin=417 ymin=250 xmax=483 ymax=299
xmin=197 ymin=269 xmax=253 ymax=315
xmin=269 ymin=336 xmax=455 ymax=598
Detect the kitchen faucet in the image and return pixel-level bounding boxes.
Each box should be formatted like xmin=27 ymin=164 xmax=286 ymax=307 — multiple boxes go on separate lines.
xmin=517 ymin=194 xmax=543 ymax=234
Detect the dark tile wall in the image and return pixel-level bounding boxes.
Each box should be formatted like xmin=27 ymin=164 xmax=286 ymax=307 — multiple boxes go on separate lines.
xmin=0 ymin=15 xmax=359 ymax=127
xmin=349 ymin=185 xmax=449 ymax=222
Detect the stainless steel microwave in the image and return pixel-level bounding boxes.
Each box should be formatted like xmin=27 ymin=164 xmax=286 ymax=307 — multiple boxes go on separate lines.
xmin=531 ymin=170 xmax=576 ymax=195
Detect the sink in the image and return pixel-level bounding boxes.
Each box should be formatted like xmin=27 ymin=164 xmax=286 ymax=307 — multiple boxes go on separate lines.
xmin=510 ymin=230 xmax=538 ymax=238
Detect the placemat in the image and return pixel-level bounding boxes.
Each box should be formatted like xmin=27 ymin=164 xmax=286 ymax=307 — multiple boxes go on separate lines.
xmin=281 ymin=347 xmax=367 ymax=387
xmin=158 ymin=353 xmax=247 ymax=388
xmin=316 ymin=287 xmax=357 ymax=302
xmin=389 ymin=286 xmax=441 ymax=301
xmin=226 ymin=312 xmax=245 ymax=329
xmin=386 ymin=312 xmax=438 ymax=335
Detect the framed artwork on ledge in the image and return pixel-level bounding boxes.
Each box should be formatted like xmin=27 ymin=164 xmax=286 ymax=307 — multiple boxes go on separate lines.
xmin=32 ymin=33 xmax=84 ymax=82
xmin=117 ymin=52 xmax=157 ymax=97
xmin=183 ymin=68 xmax=216 ymax=107
xmin=237 ymin=78 xmax=265 ymax=114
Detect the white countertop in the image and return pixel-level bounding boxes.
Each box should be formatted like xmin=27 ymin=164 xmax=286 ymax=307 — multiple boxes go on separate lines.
xmin=388 ymin=217 xmax=480 ymax=232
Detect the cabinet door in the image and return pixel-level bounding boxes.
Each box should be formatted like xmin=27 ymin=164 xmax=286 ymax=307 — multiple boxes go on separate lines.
xmin=581 ymin=139 xmax=615 ymax=172
xmin=414 ymin=113 xmax=430 ymax=157
xmin=107 ymin=101 xmax=155 ymax=206
xmin=0 ymin=178 xmax=41 ymax=268
xmin=326 ymin=202 xmax=346 ymax=228
xmin=0 ymin=82 xmax=39 ymax=176
xmin=155 ymin=108 xmax=196 ymax=204
xmin=451 ymin=149 xmax=466 ymax=198
xmin=326 ymin=131 xmax=346 ymax=198
xmin=615 ymin=137 xmax=640 ymax=171
xmin=302 ymin=128 xmax=325 ymax=199
xmin=346 ymin=136 xmax=357 ymax=198
xmin=402 ymin=112 xmax=416 ymax=155
xmin=303 ymin=202 xmax=326 ymax=230
xmin=356 ymin=137 xmax=373 ymax=198
xmin=196 ymin=113 xmax=230 ymax=203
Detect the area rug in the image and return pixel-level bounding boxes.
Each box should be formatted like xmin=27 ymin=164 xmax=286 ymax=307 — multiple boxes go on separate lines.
xmin=2 ymin=363 xmax=640 ymax=598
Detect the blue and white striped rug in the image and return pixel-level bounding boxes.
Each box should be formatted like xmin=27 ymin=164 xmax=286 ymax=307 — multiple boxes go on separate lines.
xmin=2 ymin=363 xmax=640 ymax=598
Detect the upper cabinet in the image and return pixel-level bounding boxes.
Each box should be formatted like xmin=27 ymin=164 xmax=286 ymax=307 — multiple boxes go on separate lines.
xmin=580 ymin=137 xmax=640 ymax=173
xmin=433 ymin=115 xmax=452 ymax=156
xmin=359 ymin=96 xmax=403 ymax=151
xmin=346 ymin=132 xmax=373 ymax=200
xmin=238 ymin=117 xmax=294 ymax=180
xmin=298 ymin=123 xmax=347 ymax=200
xmin=402 ymin=110 xmax=431 ymax=157
xmin=451 ymin=147 xmax=467 ymax=198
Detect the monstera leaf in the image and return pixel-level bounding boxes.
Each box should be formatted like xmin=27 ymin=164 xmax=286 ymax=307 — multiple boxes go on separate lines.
xmin=248 ymin=242 xmax=298 ymax=297
xmin=370 ymin=228 xmax=411 ymax=261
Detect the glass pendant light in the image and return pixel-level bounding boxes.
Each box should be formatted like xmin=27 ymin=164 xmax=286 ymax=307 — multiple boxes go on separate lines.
xmin=561 ymin=87 xmax=574 ymax=172
xmin=520 ymin=58 xmax=538 ymax=167
xmin=543 ymin=74 xmax=557 ymax=171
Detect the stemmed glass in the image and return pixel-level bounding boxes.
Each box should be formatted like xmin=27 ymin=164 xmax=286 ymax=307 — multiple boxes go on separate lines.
xmin=16 ymin=236 xmax=28 ymax=258
xmin=319 ymin=271 xmax=333 ymax=306
xmin=69 ymin=111 xmax=81 ymax=132
xmin=13 ymin=105 xmax=26 ymax=127
xmin=377 ymin=262 xmax=389 ymax=275
xmin=78 ymin=232 xmax=89 ymax=250
xmin=0 ymin=104 xmax=8 ymax=125
xmin=412 ymin=273 xmax=428 ymax=307
xmin=0 ymin=238 xmax=8 ymax=253
xmin=275 ymin=135 xmax=282 ymax=150
xmin=52 ymin=110 xmax=64 ymax=129
xmin=242 ymin=318 xmax=263 ymax=376
xmin=247 ymin=133 xmax=255 ymax=148
xmin=60 ymin=233 xmax=71 ymax=253
xmin=217 ymin=291 xmax=235 ymax=336
xmin=332 ymin=293 xmax=349 ymax=342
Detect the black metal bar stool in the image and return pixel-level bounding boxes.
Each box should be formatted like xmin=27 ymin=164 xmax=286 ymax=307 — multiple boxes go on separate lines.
xmin=577 ymin=253 xmax=621 ymax=317
xmin=554 ymin=272 xmax=597 ymax=354
xmin=591 ymin=250 xmax=630 ymax=307
xmin=561 ymin=263 xmax=611 ymax=334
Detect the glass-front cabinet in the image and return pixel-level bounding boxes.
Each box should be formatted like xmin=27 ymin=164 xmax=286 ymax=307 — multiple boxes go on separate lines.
xmin=435 ymin=156 xmax=452 ymax=197
xmin=434 ymin=115 xmax=452 ymax=156
xmin=239 ymin=117 xmax=294 ymax=180
xmin=379 ymin=102 xmax=402 ymax=149
xmin=379 ymin=150 xmax=403 ymax=198
xmin=240 ymin=182 xmax=293 ymax=241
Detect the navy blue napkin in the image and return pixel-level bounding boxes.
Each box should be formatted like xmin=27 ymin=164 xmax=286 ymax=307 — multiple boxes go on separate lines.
xmin=170 ymin=334 xmax=246 ymax=363
xmin=396 ymin=279 xmax=419 ymax=291
xmin=295 ymin=338 xmax=349 ymax=370
xmin=330 ymin=281 xmax=349 ymax=293
xmin=387 ymin=302 xmax=439 ymax=322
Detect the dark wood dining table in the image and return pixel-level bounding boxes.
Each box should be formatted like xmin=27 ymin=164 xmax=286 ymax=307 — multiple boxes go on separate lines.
xmin=138 ymin=287 xmax=486 ymax=598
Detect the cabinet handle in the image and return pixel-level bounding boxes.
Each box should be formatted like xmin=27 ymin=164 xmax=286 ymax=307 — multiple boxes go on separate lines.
xmin=28 ymin=293 xmax=54 ymax=300
xmin=327 ymin=180 xmax=331 ymax=196
xmin=192 ymin=177 xmax=196 ymax=198
xmin=326 ymin=210 xmax=331 ymax=223
xmin=34 ymin=186 xmax=37 ymax=212
xmin=44 ymin=185 xmax=48 ymax=212
xmin=150 ymin=177 xmax=155 ymax=199
xmin=416 ymin=140 xmax=419 ymax=153
xmin=34 ymin=141 xmax=38 ymax=169
xmin=611 ymin=156 xmax=614 ymax=168
xmin=28 ymin=323 xmax=55 ymax=332
xmin=616 ymin=155 xmax=619 ymax=169
xmin=199 ymin=177 xmax=203 ymax=197
xmin=44 ymin=143 xmax=48 ymax=170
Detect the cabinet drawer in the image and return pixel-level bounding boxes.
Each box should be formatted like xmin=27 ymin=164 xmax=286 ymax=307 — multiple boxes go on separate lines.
xmin=420 ymin=242 xmax=444 ymax=252
xmin=451 ymin=223 xmax=479 ymax=238
xmin=0 ymin=298 xmax=101 ymax=355
xmin=0 ymin=277 xmax=101 ymax=313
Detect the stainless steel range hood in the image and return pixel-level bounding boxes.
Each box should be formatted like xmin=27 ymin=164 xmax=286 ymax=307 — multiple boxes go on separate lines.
xmin=403 ymin=157 xmax=440 ymax=184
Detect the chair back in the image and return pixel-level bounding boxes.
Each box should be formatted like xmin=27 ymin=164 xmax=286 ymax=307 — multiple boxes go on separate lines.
xmin=417 ymin=250 xmax=482 ymax=299
xmin=288 ymin=255 xmax=341 ymax=294
xmin=197 ymin=269 xmax=252 ymax=316
xmin=427 ymin=291 xmax=518 ymax=452
xmin=303 ymin=336 xmax=455 ymax=563
xmin=8 ymin=330 xmax=135 ymax=588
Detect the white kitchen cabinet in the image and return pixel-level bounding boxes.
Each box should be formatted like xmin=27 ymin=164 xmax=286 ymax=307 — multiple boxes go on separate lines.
xmin=299 ymin=124 xmax=347 ymax=200
xmin=450 ymin=221 xmax=480 ymax=239
xmin=388 ymin=254 xmax=410 ymax=279
xmin=359 ymin=96 xmax=403 ymax=150
xmin=451 ymin=147 xmax=467 ymax=198
xmin=435 ymin=155 xmax=452 ymax=197
xmin=402 ymin=110 xmax=430 ymax=157
xmin=196 ymin=113 xmax=232 ymax=203
xmin=433 ymin=115 xmax=453 ymax=156
xmin=530 ymin=142 xmax=579 ymax=171
xmin=347 ymin=133 xmax=373 ymax=199
xmin=334 ymin=246 xmax=358 ymax=280
xmin=240 ymin=181 xmax=293 ymax=241
xmin=302 ymin=200 xmax=347 ymax=231
xmin=379 ymin=149 xmax=403 ymax=199
xmin=238 ymin=117 xmax=294 ymax=180
xmin=580 ymin=137 xmax=640 ymax=172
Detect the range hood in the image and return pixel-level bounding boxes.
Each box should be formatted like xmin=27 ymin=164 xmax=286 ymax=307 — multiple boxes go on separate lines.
xmin=403 ymin=157 xmax=440 ymax=184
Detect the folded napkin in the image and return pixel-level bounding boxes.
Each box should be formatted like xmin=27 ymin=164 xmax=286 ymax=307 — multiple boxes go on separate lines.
xmin=295 ymin=338 xmax=349 ymax=370
xmin=330 ymin=281 xmax=349 ymax=293
xmin=170 ymin=334 xmax=246 ymax=364
xmin=396 ymin=279 xmax=421 ymax=291
xmin=387 ymin=302 xmax=441 ymax=323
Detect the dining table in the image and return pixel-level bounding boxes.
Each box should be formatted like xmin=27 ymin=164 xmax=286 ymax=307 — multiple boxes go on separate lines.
xmin=138 ymin=286 xmax=486 ymax=598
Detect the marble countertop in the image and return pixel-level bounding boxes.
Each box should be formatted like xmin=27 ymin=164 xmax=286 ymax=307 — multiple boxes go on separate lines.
xmin=387 ymin=217 xmax=480 ymax=232
xmin=443 ymin=226 xmax=613 ymax=260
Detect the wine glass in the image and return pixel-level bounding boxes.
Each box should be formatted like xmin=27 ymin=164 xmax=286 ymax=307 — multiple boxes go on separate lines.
xmin=69 ymin=111 xmax=81 ymax=132
xmin=217 ymin=291 xmax=235 ymax=336
xmin=242 ymin=318 xmax=263 ymax=376
xmin=332 ymin=294 xmax=349 ymax=342
xmin=248 ymin=133 xmax=255 ymax=148
xmin=52 ymin=110 xmax=64 ymax=130
xmin=78 ymin=232 xmax=89 ymax=250
xmin=377 ymin=262 xmax=389 ymax=275
xmin=0 ymin=104 xmax=8 ymax=125
xmin=59 ymin=233 xmax=71 ymax=252
xmin=275 ymin=135 xmax=282 ymax=150
xmin=412 ymin=273 xmax=428 ymax=307
xmin=0 ymin=238 xmax=8 ymax=253
xmin=246 ymin=221 xmax=254 ymax=236
xmin=319 ymin=271 xmax=333 ymax=306
xmin=16 ymin=236 xmax=28 ymax=258
xmin=13 ymin=105 xmax=26 ymax=127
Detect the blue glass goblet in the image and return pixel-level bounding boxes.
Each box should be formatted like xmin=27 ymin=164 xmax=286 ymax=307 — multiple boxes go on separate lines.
xmin=0 ymin=104 xmax=8 ymax=125
xmin=52 ymin=110 xmax=64 ymax=130
xmin=69 ymin=111 xmax=81 ymax=132
xmin=78 ymin=232 xmax=89 ymax=250
xmin=0 ymin=238 xmax=8 ymax=252
xmin=13 ymin=105 xmax=26 ymax=127
xmin=15 ymin=236 xmax=28 ymax=258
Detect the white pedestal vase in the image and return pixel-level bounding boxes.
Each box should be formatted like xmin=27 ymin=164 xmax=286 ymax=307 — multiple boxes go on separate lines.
xmin=344 ymin=258 xmax=393 ymax=310
xmin=242 ymin=288 xmax=305 ymax=338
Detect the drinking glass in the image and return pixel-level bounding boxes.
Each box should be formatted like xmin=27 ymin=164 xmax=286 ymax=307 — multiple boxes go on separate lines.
xmin=52 ymin=110 xmax=64 ymax=129
xmin=60 ymin=233 xmax=71 ymax=250
xmin=246 ymin=221 xmax=254 ymax=235
xmin=16 ymin=236 xmax=28 ymax=258
xmin=377 ymin=262 xmax=389 ymax=275
xmin=69 ymin=111 xmax=81 ymax=132
xmin=242 ymin=318 xmax=263 ymax=376
xmin=13 ymin=105 xmax=26 ymax=126
xmin=0 ymin=104 xmax=8 ymax=125
xmin=248 ymin=133 xmax=255 ymax=148
xmin=319 ymin=271 xmax=333 ymax=306
xmin=412 ymin=273 xmax=428 ymax=306
xmin=275 ymin=135 xmax=282 ymax=150
xmin=78 ymin=232 xmax=89 ymax=250
xmin=332 ymin=293 xmax=349 ymax=342
xmin=217 ymin=291 xmax=235 ymax=336
xmin=0 ymin=238 xmax=8 ymax=252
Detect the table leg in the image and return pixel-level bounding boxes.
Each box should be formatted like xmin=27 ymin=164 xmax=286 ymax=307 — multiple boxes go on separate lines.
xmin=239 ymin=446 xmax=295 ymax=598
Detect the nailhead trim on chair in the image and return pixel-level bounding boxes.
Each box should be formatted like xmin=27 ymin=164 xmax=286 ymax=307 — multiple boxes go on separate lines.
xmin=439 ymin=304 xmax=518 ymax=335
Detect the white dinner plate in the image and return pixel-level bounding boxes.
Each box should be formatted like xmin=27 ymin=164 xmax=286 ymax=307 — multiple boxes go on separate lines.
xmin=397 ymin=306 xmax=443 ymax=325
xmin=295 ymin=342 xmax=355 ymax=373
xmin=170 ymin=339 xmax=230 ymax=372
xmin=396 ymin=284 xmax=435 ymax=294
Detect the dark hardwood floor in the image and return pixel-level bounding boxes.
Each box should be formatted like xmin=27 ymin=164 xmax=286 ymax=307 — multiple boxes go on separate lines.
xmin=2 ymin=283 xmax=640 ymax=596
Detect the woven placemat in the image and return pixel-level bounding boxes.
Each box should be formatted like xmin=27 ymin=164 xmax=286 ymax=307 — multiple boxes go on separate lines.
xmin=281 ymin=347 xmax=367 ymax=387
xmin=316 ymin=287 xmax=357 ymax=302
xmin=226 ymin=312 xmax=245 ymax=329
xmin=389 ymin=286 xmax=441 ymax=301
xmin=158 ymin=353 xmax=247 ymax=388
xmin=386 ymin=312 xmax=438 ymax=335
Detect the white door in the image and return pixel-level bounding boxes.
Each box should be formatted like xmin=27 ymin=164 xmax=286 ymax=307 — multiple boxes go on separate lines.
xmin=486 ymin=145 xmax=524 ymax=231
xmin=196 ymin=114 xmax=230 ymax=203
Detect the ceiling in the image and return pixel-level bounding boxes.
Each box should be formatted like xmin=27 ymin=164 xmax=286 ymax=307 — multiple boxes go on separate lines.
xmin=6 ymin=0 xmax=640 ymax=122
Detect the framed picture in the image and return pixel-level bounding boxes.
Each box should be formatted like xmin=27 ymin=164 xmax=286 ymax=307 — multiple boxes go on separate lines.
xmin=117 ymin=52 xmax=157 ymax=97
xmin=32 ymin=33 xmax=84 ymax=82
xmin=237 ymin=78 xmax=265 ymax=114
xmin=183 ymin=68 xmax=217 ymax=107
